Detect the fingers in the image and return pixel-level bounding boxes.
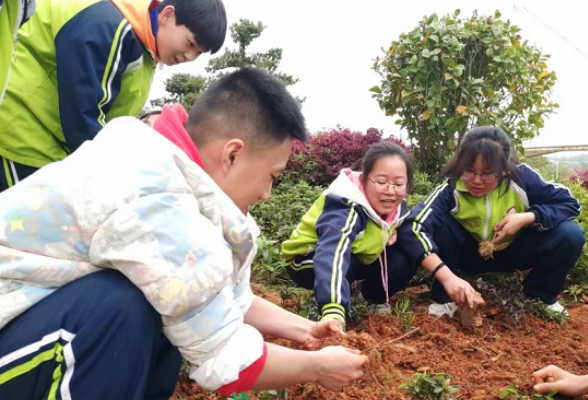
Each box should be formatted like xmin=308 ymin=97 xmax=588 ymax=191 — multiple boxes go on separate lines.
xmin=464 ymin=287 xmax=474 ymax=308
xmin=532 ymin=365 xmax=560 ymax=386
xmin=494 ymin=219 xmax=506 ymax=232
xmin=533 ymin=365 xmax=559 ymax=379
xmin=493 ymin=229 xmax=506 ymax=244
xmin=533 ymin=382 xmax=557 ymax=394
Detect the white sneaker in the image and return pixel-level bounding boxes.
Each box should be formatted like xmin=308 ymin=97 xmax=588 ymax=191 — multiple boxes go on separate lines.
xmin=428 ymin=302 xmax=458 ymax=318
xmin=545 ymin=301 xmax=569 ymax=316
xmin=368 ymin=303 xmax=392 ymax=315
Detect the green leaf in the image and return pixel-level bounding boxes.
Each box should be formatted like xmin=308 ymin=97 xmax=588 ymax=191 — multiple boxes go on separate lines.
xmin=427 ymin=100 xmax=436 ymax=108
xmin=369 ymin=86 xmax=381 ymax=93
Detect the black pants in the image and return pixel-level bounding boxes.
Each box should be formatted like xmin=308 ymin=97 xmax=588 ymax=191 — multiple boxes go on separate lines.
xmin=431 ymin=216 xmax=585 ymax=305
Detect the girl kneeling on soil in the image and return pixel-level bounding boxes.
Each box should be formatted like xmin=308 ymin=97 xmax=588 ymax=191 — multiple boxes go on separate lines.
xmin=400 ymin=126 xmax=584 ymax=317
xmin=282 ymin=142 xmax=418 ymax=329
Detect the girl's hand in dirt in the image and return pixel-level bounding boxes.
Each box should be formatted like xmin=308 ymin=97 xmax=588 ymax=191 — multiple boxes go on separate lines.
xmin=387 ymin=231 xmax=397 ymax=246
xmin=533 ymin=365 xmax=588 ymax=397
xmin=442 ymin=275 xmax=475 ymax=308
xmin=313 ymin=346 xmax=368 ymax=391
xmin=493 ymin=212 xmax=535 ymax=244
xmin=304 ymin=320 xmax=345 ymax=350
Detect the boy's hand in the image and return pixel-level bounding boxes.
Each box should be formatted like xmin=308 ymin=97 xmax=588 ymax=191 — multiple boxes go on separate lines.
xmin=305 ymin=320 xmax=344 ymax=350
xmin=533 ymin=365 xmax=588 ymax=397
xmin=312 ymin=346 xmax=368 ymax=392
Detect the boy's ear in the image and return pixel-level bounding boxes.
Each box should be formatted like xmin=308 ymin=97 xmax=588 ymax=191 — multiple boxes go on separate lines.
xmin=159 ymin=6 xmax=176 ymax=24
xmin=221 ymin=139 xmax=245 ymax=175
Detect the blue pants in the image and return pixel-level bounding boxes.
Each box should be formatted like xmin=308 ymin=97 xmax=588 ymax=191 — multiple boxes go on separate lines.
xmin=0 ymin=270 xmax=181 ymax=400
xmin=431 ymin=217 xmax=585 ymax=305
xmin=288 ymin=245 xmax=418 ymax=305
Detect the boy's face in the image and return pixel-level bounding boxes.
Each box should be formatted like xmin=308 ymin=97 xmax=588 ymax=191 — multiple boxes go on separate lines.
xmin=157 ymin=6 xmax=206 ymax=66
xmin=222 ymin=137 xmax=293 ymax=215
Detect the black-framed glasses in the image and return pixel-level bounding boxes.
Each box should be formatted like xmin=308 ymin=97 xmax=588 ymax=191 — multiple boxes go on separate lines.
xmin=462 ymin=171 xmax=498 ymax=184
xmin=368 ymin=177 xmax=408 ymax=195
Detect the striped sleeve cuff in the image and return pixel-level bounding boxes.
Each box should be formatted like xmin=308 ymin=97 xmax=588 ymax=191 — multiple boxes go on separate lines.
xmin=321 ymin=303 xmax=346 ymax=328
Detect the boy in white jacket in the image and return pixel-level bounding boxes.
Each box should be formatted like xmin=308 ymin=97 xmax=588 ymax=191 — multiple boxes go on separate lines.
xmin=0 ymin=68 xmax=367 ymax=399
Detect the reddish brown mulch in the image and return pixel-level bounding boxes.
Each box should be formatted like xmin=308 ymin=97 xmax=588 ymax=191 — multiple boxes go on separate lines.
xmin=171 ymin=285 xmax=588 ymax=400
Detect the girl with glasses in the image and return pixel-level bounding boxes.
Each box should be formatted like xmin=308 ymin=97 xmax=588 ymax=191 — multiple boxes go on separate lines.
xmin=401 ymin=126 xmax=584 ymax=318
xmin=282 ymin=141 xmax=417 ymax=330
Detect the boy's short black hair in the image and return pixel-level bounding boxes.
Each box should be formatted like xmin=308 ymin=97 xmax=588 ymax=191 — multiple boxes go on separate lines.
xmin=158 ymin=0 xmax=227 ymax=54
xmin=186 ymin=67 xmax=308 ymax=148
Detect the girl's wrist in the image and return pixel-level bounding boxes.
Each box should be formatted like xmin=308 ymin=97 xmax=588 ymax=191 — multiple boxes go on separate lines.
xmin=523 ymin=212 xmax=536 ymax=226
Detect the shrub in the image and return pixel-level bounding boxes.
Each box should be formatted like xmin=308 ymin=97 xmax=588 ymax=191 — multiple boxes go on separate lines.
xmin=249 ymin=179 xmax=323 ymax=284
xmin=250 ymin=178 xmax=323 ymax=245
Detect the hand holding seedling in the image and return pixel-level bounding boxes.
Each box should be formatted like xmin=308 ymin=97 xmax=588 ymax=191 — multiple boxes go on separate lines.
xmin=442 ymin=274 xmax=475 ymax=308
xmin=313 ymin=346 xmax=368 ymax=392
xmin=493 ymin=212 xmax=535 ymax=244
xmin=304 ymin=320 xmax=345 ymax=350
xmin=533 ymin=365 xmax=588 ymax=397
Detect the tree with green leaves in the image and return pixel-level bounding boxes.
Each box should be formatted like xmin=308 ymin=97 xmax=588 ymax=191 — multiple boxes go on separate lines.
xmin=150 ymin=73 xmax=208 ymax=110
xmin=372 ymin=10 xmax=558 ymax=176
xmin=151 ymin=19 xmax=301 ymax=110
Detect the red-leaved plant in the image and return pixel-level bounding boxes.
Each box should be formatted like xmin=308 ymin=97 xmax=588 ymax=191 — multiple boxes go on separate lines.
xmin=284 ymin=126 xmax=411 ymax=187
xmin=570 ymin=168 xmax=588 ymax=191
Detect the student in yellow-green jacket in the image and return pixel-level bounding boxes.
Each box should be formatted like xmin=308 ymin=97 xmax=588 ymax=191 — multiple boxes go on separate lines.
xmin=0 ymin=0 xmax=35 ymax=106
xmin=0 ymin=0 xmax=226 ymax=190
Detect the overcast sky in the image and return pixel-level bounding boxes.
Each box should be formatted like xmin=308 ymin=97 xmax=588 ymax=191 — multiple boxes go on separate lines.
xmin=148 ymin=0 xmax=588 ymax=148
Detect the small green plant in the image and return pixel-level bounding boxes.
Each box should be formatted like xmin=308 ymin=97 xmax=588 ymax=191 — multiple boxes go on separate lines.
xmin=230 ymin=394 xmax=252 ymax=400
xmin=349 ymin=295 xmax=371 ymax=324
xmin=533 ymin=390 xmax=558 ymax=400
xmin=179 ymin=358 xmax=190 ymax=376
xmin=297 ymin=291 xmax=321 ymax=321
xmin=252 ymin=236 xmax=289 ymax=284
xmin=530 ymin=302 xmax=569 ymax=326
xmin=564 ymin=283 xmax=587 ymax=302
xmin=399 ymin=372 xmax=459 ymax=400
xmin=499 ymin=384 xmax=530 ymax=400
xmin=499 ymin=383 xmax=558 ymax=400
xmin=394 ymin=298 xmax=416 ymax=332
